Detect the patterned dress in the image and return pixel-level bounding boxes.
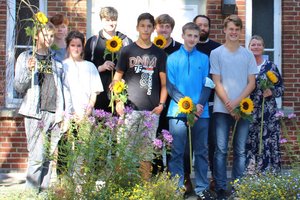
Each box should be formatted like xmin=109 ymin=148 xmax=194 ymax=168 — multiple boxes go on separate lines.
xmin=246 ymin=60 xmax=284 ymax=173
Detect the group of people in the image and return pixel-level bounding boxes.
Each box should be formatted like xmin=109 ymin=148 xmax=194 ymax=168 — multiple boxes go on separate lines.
xmin=14 ymin=6 xmax=284 ymax=200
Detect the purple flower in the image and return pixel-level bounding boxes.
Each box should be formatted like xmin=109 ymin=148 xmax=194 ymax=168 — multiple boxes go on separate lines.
xmin=88 ymin=116 xmax=96 ymax=125
xmin=93 ymin=109 xmax=110 ymax=119
xmin=153 ymin=139 xmax=163 ymax=149
xmin=143 ymin=120 xmax=154 ymax=129
xmin=162 ymin=129 xmax=173 ymax=144
xmin=37 ymin=120 xmax=45 ymax=129
xmin=124 ymin=106 xmax=133 ymax=115
xmin=275 ymin=111 xmax=285 ymax=118
xmin=288 ymin=113 xmax=297 ymax=119
xmin=279 ymin=138 xmax=288 ymax=144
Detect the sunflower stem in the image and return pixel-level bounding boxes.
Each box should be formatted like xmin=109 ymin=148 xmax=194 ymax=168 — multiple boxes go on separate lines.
xmin=259 ymin=96 xmax=265 ymax=155
xmin=231 ymin=120 xmax=238 ymax=150
xmin=110 ymin=53 xmax=115 ymax=114
xmin=188 ymin=125 xmax=192 ymax=173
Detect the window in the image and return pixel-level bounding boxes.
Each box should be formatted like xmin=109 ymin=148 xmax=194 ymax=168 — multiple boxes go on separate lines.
xmin=6 ymin=0 xmax=46 ymax=108
xmin=246 ymin=0 xmax=282 ymax=107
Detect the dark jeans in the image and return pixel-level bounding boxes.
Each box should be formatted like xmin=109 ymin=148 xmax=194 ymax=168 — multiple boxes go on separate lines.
xmin=184 ymin=105 xmax=215 ymax=176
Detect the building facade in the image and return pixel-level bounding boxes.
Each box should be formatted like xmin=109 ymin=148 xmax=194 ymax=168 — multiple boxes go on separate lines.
xmin=0 ymin=0 xmax=299 ymax=171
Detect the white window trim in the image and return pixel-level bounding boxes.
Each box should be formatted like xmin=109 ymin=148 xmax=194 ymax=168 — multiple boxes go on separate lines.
xmin=246 ymin=0 xmax=282 ymax=108
xmin=5 ymin=1 xmax=47 ymax=108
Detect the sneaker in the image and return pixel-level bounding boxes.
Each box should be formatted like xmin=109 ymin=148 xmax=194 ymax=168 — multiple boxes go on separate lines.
xmin=197 ymin=189 xmax=215 ymax=200
xmin=216 ymin=189 xmax=227 ymax=200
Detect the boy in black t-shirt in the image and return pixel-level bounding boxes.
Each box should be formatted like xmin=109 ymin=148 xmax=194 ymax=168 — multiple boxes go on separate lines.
xmin=113 ymin=12 xmax=167 ymax=180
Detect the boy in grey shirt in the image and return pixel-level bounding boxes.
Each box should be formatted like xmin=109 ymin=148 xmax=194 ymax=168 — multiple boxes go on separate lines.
xmin=210 ymin=14 xmax=257 ymax=200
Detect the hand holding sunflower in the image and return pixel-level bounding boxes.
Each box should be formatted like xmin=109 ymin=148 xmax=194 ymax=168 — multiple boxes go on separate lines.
xmin=258 ymin=70 xmax=278 ymax=154
xmin=109 ymin=80 xmax=128 ymax=114
xmin=231 ymin=98 xmax=254 ymax=146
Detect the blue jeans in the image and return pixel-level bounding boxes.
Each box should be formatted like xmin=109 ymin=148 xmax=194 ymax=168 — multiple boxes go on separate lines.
xmin=213 ymin=113 xmax=249 ymax=191
xmin=168 ymin=117 xmax=209 ymax=195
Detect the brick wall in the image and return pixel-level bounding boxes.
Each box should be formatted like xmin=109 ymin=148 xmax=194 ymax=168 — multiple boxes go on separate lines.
xmin=0 ymin=0 xmax=299 ymax=171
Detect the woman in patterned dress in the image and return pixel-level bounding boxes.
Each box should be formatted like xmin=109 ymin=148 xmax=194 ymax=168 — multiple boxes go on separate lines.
xmin=246 ymin=35 xmax=284 ymax=173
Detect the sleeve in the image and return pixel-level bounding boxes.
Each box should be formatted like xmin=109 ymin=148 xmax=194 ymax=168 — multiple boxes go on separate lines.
xmin=166 ymin=56 xmax=184 ymax=103
xmin=159 ymin=50 xmax=167 ymax=73
xmin=209 ymin=49 xmax=220 ymax=75
xmin=62 ymin=63 xmax=74 ymax=115
xmin=198 ymin=56 xmax=214 ymax=105
xmin=116 ymin=46 xmax=128 ymax=73
xmin=248 ymin=51 xmax=259 ymax=75
xmin=13 ymin=51 xmax=33 ymax=94
xmin=90 ymin=62 xmax=104 ymax=94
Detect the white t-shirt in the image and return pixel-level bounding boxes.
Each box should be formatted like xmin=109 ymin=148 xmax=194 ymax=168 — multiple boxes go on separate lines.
xmin=210 ymin=45 xmax=258 ymax=113
xmin=63 ymin=58 xmax=103 ymax=117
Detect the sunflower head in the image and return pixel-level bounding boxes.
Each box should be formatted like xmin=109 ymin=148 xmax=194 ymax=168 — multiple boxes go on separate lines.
xmin=266 ymin=71 xmax=278 ymax=84
xmin=113 ymin=80 xmax=126 ymax=94
xmin=106 ymin=36 xmax=122 ymax=53
xmin=35 ymin=12 xmax=48 ymax=25
xmin=240 ymin=98 xmax=254 ymax=114
xmin=153 ymin=35 xmax=167 ymax=49
xmin=178 ymin=97 xmax=193 ymax=114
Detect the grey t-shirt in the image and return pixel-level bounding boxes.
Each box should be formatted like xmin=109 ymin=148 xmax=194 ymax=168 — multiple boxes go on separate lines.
xmin=210 ymin=45 xmax=258 ymax=113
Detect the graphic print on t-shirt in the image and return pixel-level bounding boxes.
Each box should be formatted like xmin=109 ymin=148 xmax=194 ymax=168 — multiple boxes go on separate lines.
xmin=129 ymin=55 xmax=157 ymax=95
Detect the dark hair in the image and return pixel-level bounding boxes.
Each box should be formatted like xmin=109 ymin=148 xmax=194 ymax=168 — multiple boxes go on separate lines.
xmin=50 ymin=14 xmax=69 ymax=26
xmin=137 ymin=13 xmax=155 ymax=27
xmin=65 ymin=30 xmax=85 ymax=49
xmin=224 ymin=14 xmax=243 ymax=29
xmin=193 ymin=15 xmax=211 ymax=27
xmin=155 ymin=14 xmax=175 ymax=29
xmin=182 ymin=22 xmax=200 ymax=34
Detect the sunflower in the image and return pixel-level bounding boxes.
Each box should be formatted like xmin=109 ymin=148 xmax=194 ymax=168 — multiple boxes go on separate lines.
xmin=178 ymin=97 xmax=193 ymax=114
xmin=35 ymin=12 xmax=48 ymax=25
xmin=240 ymin=98 xmax=254 ymax=114
xmin=106 ymin=36 xmax=122 ymax=53
xmin=266 ymin=71 xmax=278 ymax=84
xmin=153 ymin=35 xmax=167 ymax=49
xmin=113 ymin=80 xmax=125 ymax=94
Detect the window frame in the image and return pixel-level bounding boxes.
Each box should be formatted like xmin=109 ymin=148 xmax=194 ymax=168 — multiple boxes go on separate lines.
xmin=5 ymin=0 xmax=47 ymax=108
xmin=246 ymin=0 xmax=282 ymax=108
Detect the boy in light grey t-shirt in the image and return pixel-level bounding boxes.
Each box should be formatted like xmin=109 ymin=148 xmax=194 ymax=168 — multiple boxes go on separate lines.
xmin=210 ymin=15 xmax=257 ymax=200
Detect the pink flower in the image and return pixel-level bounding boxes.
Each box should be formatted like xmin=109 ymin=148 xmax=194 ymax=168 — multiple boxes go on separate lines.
xmin=288 ymin=113 xmax=297 ymax=119
xmin=275 ymin=111 xmax=285 ymax=118
xmin=153 ymin=139 xmax=163 ymax=149
xmin=280 ymin=138 xmax=288 ymax=144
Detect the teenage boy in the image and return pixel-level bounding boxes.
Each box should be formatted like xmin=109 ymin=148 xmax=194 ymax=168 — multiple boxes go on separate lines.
xmin=167 ymin=22 xmax=214 ymax=200
xmin=50 ymin=13 xmax=69 ymax=61
xmin=153 ymin=13 xmax=181 ymax=174
xmin=210 ymin=15 xmax=257 ymax=200
xmin=14 ymin=22 xmax=64 ymax=192
xmin=113 ymin=12 xmax=167 ymax=180
xmin=84 ymin=6 xmax=132 ymax=112
xmin=191 ymin=14 xmax=221 ymax=191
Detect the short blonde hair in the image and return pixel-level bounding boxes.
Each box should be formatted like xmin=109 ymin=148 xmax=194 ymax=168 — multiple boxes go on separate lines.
xmin=99 ymin=7 xmax=118 ymax=20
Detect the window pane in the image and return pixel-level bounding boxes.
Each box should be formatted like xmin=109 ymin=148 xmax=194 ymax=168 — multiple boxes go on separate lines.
xmin=252 ymin=0 xmax=274 ymax=48
xmin=15 ymin=0 xmax=39 ymax=46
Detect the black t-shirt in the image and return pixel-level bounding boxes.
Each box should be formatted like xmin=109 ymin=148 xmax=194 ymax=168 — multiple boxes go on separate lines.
xmin=84 ymin=30 xmax=133 ymax=111
xmin=164 ymin=38 xmax=181 ymax=55
xmin=196 ymin=39 xmax=221 ymax=103
xmin=117 ymin=42 xmax=167 ymax=111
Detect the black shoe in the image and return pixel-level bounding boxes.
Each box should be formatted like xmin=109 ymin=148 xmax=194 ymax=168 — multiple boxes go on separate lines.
xmin=216 ymin=189 xmax=227 ymax=200
xmin=197 ymin=189 xmax=216 ymax=200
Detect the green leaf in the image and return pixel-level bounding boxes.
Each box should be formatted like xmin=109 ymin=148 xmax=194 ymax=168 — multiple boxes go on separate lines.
xmin=25 ymin=26 xmax=34 ymax=37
